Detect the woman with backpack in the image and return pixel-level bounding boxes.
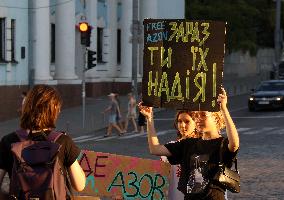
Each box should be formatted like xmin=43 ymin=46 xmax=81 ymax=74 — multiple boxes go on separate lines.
xmin=0 ymin=85 xmax=86 ymax=199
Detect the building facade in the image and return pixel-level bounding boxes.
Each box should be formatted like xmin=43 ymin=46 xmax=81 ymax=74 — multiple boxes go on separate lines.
xmin=0 ymin=0 xmax=184 ymax=121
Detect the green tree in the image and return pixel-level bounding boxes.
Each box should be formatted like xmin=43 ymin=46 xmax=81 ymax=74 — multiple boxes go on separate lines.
xmin=185 ymin=0 xmax=281 ymax=55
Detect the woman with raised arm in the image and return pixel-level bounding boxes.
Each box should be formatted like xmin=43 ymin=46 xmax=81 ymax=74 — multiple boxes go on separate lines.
xmin=139 ymin=88 xmax=239 ymax=200
xmin=161 ymin=110 xmax=202 ymax=200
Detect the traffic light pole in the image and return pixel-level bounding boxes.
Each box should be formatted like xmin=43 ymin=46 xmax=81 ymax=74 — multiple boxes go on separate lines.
xmin=132 ymin=0 xmax=139 ymax=100
xmin=79 ymin=22 xmax=93 ymax=128
xmin=82 ymin=47 xmax=88 ymax=128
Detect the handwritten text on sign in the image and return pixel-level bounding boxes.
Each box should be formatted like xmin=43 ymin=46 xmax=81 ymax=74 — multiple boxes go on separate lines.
xmin=77 ymin=150 xmax=171 ymax=200
xmin=142 ymin=19 xmax=226 ymax=111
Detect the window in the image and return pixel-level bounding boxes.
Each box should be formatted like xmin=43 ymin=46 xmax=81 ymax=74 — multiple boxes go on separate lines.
xmin=117 ymin=29 xmax=121 ymax=64
xmin=0 ymin=18 xmax=17 ymax=63
xmin=11 ymin=19 xmax=16 ymax=62
xmin=51 ymin=23 xmax=55 ymax=63
xmin=97 ymin=27 xmax=103 ymax=63
xmin=81 ymin=0 xmax=86 ymax=9
xmin=0 ymin=18 xmax=5 ymax=62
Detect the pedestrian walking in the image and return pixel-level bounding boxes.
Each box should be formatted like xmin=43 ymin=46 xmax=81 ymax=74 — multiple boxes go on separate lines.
xmin=0 ymin=85 xmax=86 ymax=199
xmin=139 ymin=88 xmax=239 ymax=200
xmin=102 ymin=93 xmax=125 ymax=137
xmin=137 ymin=93 xmax=146 ymax=134
xmin=124 ymin=93 xmax=138 ymax=133
xmin=138 ymin=112 xmax=146 ymax=134
xmin=114 ymin=93 xmax=125 ymax=131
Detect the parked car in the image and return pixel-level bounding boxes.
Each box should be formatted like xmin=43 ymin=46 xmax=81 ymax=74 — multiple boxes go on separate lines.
xmin=248 ymin=80 xmax=284 ymax=111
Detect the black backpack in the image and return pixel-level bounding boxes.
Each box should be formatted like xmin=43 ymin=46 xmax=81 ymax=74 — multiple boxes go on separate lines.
xmin=9 ymin=129 xmax=66 ymax=200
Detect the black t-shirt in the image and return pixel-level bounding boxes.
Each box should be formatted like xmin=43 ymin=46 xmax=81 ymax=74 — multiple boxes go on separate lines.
xmin=164 ymin=137 xmax=238 ymax=200
xmin=0 ymin=130 xmax=81 ymax=178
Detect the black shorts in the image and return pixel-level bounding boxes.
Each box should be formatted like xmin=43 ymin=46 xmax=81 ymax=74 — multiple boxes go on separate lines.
xmin=138 ymin=112 xmax=146 ymax=126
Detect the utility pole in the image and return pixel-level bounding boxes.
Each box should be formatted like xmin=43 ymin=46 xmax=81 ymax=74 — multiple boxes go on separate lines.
xmin=274 ymin=0 xmax=282 ymax=79
xmin=132 ymin=0 xmax=139 ymax=99
xmin=79 ymin=21 xmax=91 ymax=129
xmin=82 ymin=47 xmax=87 ymax=128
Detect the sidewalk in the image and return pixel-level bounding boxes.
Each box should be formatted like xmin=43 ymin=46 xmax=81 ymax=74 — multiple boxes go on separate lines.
xmin=0 ymin=95 xmax=130 ymax=139
xmin=0 ymin=93 xmax=249 ymax=195
xmin=0 ymin=94 xmax=137 ymax=195
xmin=0 ymin=93 xmax=249 ymax=139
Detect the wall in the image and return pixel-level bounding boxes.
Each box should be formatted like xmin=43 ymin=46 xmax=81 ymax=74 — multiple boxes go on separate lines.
xmin=223 ymin=48 xmax=275 ymax=96
xmin=0 ymin=84 xmax=81 ymax=121
xmin=157 ymin=0 xmax=185 ymax=19
xmin=0 ymin=0 xmax=29 ymax=85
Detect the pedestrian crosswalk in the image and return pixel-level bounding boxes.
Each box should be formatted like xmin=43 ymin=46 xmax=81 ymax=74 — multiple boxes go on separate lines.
xmin=237 ymin=127 xmax=283 ymax=135
xmin=73 ymin=127 xmax=284 ymax=143
xmin=221 ymin=127 xmax=283 ymax=136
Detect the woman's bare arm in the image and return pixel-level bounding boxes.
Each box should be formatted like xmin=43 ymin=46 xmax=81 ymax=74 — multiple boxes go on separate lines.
xmin=139 ymin=103 xmax=172 ymax=156
xmin=68 ymin=160 xmax=86 ymax=191
xmin=218 ymin=88 xmax=240 ymax=152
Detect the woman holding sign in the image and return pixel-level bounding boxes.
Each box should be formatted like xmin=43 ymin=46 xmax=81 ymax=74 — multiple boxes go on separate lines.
xmin=161 ymin=110 xmax=201 ymax=200
xmin=139 ymin=88 xmax=239 ymax=200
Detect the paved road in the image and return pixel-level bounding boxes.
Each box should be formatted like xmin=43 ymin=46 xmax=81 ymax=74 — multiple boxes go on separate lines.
xmin=74 ymin=106 xmax=284 ymax=199
xmin=1 ymin=94 xmax=284 ymax=199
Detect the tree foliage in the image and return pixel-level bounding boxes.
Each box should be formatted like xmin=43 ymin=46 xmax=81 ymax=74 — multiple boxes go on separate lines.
xmin=185 ymin=0 xmax=282 ymax=55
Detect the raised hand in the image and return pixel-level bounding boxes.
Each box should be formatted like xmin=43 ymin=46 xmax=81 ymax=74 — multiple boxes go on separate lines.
xmin=138 ymin=102 xmax=153 ymax=120
xmin=217 ymin=87 xmax=228 ymax=111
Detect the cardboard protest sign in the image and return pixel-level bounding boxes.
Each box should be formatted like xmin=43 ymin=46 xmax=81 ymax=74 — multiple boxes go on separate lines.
xmin=142 ymin=19 xmax=226 ymax=111
xmin=77 ymin=150 xmax=171 ymax=199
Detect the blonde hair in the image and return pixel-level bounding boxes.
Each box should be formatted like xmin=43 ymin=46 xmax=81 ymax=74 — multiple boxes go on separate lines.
xmin=190 ymin=111 xmax=226 ymax=131
xmin=211 ymin=111 xmax=225 ymax=130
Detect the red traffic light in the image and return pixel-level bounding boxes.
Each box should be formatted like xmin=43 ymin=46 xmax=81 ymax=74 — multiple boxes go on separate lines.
xmin=79 ymin=22 xmax=89 ymax=32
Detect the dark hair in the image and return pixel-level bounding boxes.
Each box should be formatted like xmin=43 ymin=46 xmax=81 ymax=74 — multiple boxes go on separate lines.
xmin=20 ymin=85 xmax=62 ymax=131
xmin=174 ymin=110 xmax=200 ymax=140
